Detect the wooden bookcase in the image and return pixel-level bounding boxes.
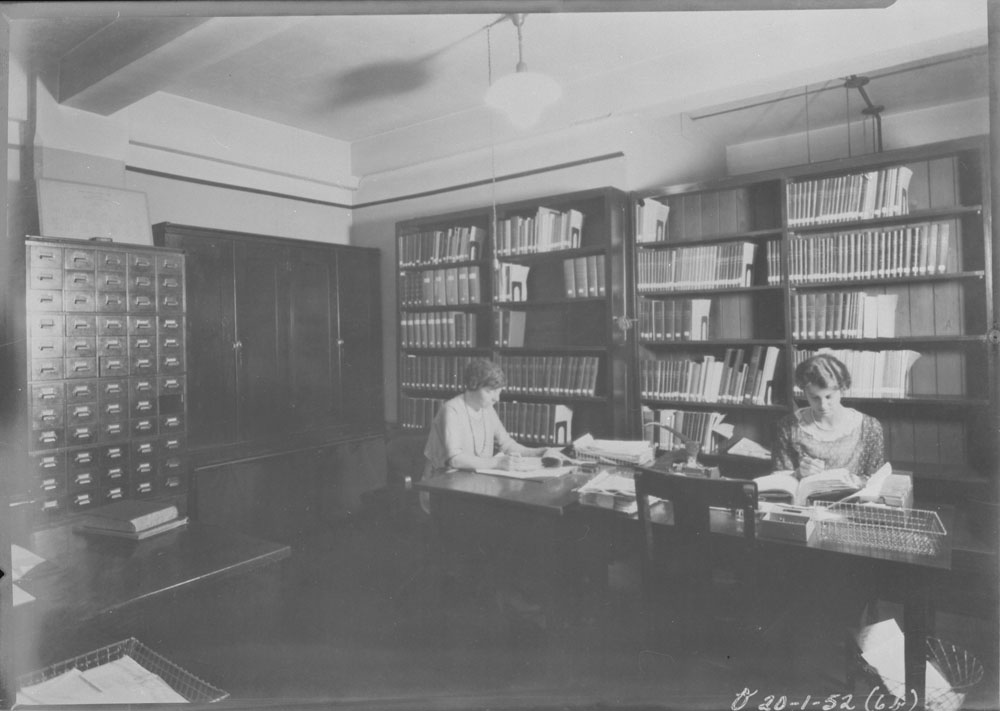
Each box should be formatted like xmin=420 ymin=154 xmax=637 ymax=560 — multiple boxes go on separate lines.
xmin=396 ymin=187 xmax=633 ymax=445
xmin=632 ymin=136 xmax=997 ymax=497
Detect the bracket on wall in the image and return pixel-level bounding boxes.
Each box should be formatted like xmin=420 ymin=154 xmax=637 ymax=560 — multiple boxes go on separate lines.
xmin=845 ymin=75 xmax=885 ymax=153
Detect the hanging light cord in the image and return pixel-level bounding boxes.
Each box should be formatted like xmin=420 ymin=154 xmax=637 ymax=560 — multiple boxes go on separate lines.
xmin=486 ymin=25 xmax=500 ymax=271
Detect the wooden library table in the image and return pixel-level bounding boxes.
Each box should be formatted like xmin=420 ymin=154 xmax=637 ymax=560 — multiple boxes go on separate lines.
xmin=11 ymin=520 xmax=292 ymax=686
xmin=418 ymin=466 xmax=997 ymax=707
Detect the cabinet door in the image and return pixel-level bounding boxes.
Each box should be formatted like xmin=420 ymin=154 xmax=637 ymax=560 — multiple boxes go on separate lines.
xmin=337 ymin=249 xmax=383 ymax=429
xmin=234 ymin=240 xmax=288 ymax=441
xmin=286 ymin=246 xmax=338 ymax=430
xmin=160 ymin=231 xmax=238 ymax=449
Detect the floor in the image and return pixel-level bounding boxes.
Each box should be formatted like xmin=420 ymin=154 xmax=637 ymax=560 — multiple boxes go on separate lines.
xmin=165 ymin=495 xmax=999 ymax=711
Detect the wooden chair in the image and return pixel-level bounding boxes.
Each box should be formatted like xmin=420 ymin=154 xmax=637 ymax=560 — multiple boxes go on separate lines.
xmin=634 ymin=469 xmax=772 ymax=656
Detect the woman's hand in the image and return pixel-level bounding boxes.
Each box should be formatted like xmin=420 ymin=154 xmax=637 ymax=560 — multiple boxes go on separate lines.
xmin=798 ymin=454 xmax=825 ymax=479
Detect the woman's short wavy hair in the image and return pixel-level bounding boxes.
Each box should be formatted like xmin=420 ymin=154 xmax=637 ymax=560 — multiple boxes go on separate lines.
xmin=794 ymin=353 xmax=852 ymax=391
xmin=463 ymin=358 xmax=506 ymax=391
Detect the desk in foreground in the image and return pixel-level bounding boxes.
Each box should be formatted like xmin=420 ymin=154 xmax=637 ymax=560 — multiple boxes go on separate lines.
xmin=12 ymin=521 xmax=292 ymax=687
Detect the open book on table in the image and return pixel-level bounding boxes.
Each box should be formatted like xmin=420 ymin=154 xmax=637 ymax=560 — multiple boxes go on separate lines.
xmin=475 ymin=448 xmax=579 ymax=480
xmin=754 ymin=466 xmax=872 ymax=507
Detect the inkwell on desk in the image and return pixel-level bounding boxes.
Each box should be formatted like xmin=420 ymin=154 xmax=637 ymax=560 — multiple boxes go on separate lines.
xmin=644 ymin=421 xmax=721 ymax=479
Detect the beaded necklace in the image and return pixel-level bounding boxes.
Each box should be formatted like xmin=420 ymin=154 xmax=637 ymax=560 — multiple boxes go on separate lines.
xmin=463 ymin=394 xmax=487 ymax=457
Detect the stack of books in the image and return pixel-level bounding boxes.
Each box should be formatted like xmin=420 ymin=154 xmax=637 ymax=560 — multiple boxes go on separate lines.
xmin=75 ymin=500 xmax=187 ymax=540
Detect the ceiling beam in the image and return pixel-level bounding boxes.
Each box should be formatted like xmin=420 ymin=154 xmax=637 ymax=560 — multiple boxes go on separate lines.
xmin=10 ymin=0 xmax=897 ymax=20
xmin=58 ymin=16 xmax=308 ymax=115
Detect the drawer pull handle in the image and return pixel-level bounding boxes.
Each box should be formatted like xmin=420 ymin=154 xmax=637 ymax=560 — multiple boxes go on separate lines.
xmin=40 ymin=479 xmax=58 ymax=491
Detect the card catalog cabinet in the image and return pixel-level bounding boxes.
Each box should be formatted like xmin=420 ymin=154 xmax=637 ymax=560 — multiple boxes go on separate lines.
xmin=25 ymin=236 xmax=188 ymax=518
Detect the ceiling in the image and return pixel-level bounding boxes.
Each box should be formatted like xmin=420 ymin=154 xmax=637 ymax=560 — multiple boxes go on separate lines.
xmin=5 ymin=1 xmax=989 ymax=176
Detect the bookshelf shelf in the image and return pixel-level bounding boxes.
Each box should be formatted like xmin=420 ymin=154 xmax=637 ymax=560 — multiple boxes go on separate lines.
xmin=496 ymin=297 xmax=607 ymax=308
xmin=637 ymin=227 xmax=784 ymax=247
xmin=789 ymin=271 xmax=986 ymax=289
xmin=792 ymin=336 xmax=987 ymax=347
xmin=640 ymin=399 xmax=787 ymax=413
xmin=495 ymin=244 xmax=607 ymax=263
xmin=632 ymin=136 xmax=996 ymax=491
xmin=638 ymin=286 xmax=782 ymax=297
xmin=788 ymin=204 xmax=983 ymax=234
xmin=399 ymin=304 xmax=489 ymax=312
xmin=399 ymin=259 xmax=486 ymax=272
xmin=641 ymin=339 xmax=786 ymax=348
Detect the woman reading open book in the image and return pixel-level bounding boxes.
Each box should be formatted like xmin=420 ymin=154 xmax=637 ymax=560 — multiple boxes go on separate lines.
xmin=762 ymin=353 xmax=886 ymax=504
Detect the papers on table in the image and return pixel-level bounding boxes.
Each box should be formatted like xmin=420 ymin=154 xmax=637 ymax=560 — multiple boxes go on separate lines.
xmin=476 ymin=465 xmax=575 ymax=480
xmin=573 ymin=434 xmax=655 ymax=466
xmin=12 ymin=544 xmax=46 ymax=581
xmin=12 ymin=544 xmax=46 ymax=608
xmin=17 ymin=654 xmax=188 ymax=705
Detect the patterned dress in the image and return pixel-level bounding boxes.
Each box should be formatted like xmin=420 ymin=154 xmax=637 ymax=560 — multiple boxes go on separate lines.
xmin=772 ymin=407 xmax=885 ymax=482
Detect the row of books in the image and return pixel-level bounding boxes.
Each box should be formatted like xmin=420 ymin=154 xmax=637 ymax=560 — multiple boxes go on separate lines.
xmin=399 ymin=312 xmax=478 ymax=349
xmin=398 ymin=225 xmax=485 ymax=267
xmin=399 ymin=266 xmax=482 ymax=307
xmin=495 ymin=263 xmax=530 ymax=303
xmin=561 ymin=255 xmax=607 ymax=298
xmin=493 ymin=310 xmax=527 ymax=347
xmin=634 ymin=197 xmax=671 ymax=244
xmin=636 ymin=242 xmax=758 ymax=291
xmin=495 ymin=207 xmax=584 ymax=256
xmin=638 ymin=298 xmax=711 ymax=342
xmin=766 ymin=240 xmax=785 ymax=285
xmin=496 ymin=401 xmax=573 ymax=445
xmin=786 ymin=166 xmax=914 ymax=227
xmin=641 ymin=406 xmax=726 ymax=454
xmin=400 ymin=354 xmax=474 ymax=391
xmin=495 ymin=354 xmax=601 ymax=397
xmin=639 ymin=346 xmax=780 ymax=406
xmin=791 ymin=292 xmax=898 ymax=340
xmin=399 ymin=396 xmax=445 ymax=430
xmin=787 ymin=221 xmax=954 ymax=283
xmin=793 ymin=348 xmax=921 ymax=399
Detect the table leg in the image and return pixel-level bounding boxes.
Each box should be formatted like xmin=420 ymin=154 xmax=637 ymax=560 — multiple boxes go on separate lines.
xmin=903 ymin=566 xmax=933 ymax=708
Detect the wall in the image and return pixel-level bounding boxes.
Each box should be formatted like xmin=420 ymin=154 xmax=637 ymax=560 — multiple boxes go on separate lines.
xmin=352 ymin=112 xmax=726 ymax=422
xmin=726 ymin=97 xmax=989 ymax=175
xmin=14 ymin=69 xmax=354 ymax=246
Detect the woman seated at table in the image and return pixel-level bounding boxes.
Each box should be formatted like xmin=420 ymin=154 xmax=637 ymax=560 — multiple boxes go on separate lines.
xmin=772 ymin=353 xmax=886 ymax=486
xmin=423 ymin=358 xmax=547 ymax=478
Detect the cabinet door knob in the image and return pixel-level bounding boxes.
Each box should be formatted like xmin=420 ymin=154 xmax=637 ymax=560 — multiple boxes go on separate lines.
xmin=233 ymin=340 xmax=243 ymax=350
xmin=337 ymin=339 xmax=345 ymax=346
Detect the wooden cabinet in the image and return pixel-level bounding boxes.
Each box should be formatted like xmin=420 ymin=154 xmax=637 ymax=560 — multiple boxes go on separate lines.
xmin=22 ymin=236 xmax=190 ymax=522
xmin=152 ymin=223 xmax=383 ymax=455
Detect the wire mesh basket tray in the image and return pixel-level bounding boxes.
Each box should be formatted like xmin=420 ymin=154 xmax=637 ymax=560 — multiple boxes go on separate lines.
xmin=865 ymin=638 xmax=984 ymax=711
xmin=18 ymin=637 xmax=229 ymax=704
xmin=816 ymin=502 xmax=946 ymax=556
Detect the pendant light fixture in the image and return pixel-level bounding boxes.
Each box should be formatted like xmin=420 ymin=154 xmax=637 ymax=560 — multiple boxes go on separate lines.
xmin=484 ymin=13 xmax=561 ymax=129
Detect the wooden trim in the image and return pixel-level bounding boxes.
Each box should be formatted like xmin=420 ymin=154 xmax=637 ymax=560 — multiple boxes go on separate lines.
xmin=356 ymin=153 xmax=625 ymax=209
xmin=126 ymin=166 xmax=353 ymax=209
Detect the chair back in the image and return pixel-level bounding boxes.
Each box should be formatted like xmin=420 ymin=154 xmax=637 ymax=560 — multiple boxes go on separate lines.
xmin=634 ymin=470 xmax=759 ymax=596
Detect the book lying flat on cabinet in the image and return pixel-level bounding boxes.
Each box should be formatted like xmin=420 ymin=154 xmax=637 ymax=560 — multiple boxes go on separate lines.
xmin=76 ymin=517 xmax=189 ymax=541
xmin=78 ymin=500 xmax=179 ymax=532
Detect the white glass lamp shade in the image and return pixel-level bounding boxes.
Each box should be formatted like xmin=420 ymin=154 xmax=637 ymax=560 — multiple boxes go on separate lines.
xmin=484 ymin=69 xmax=562 ymax=129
